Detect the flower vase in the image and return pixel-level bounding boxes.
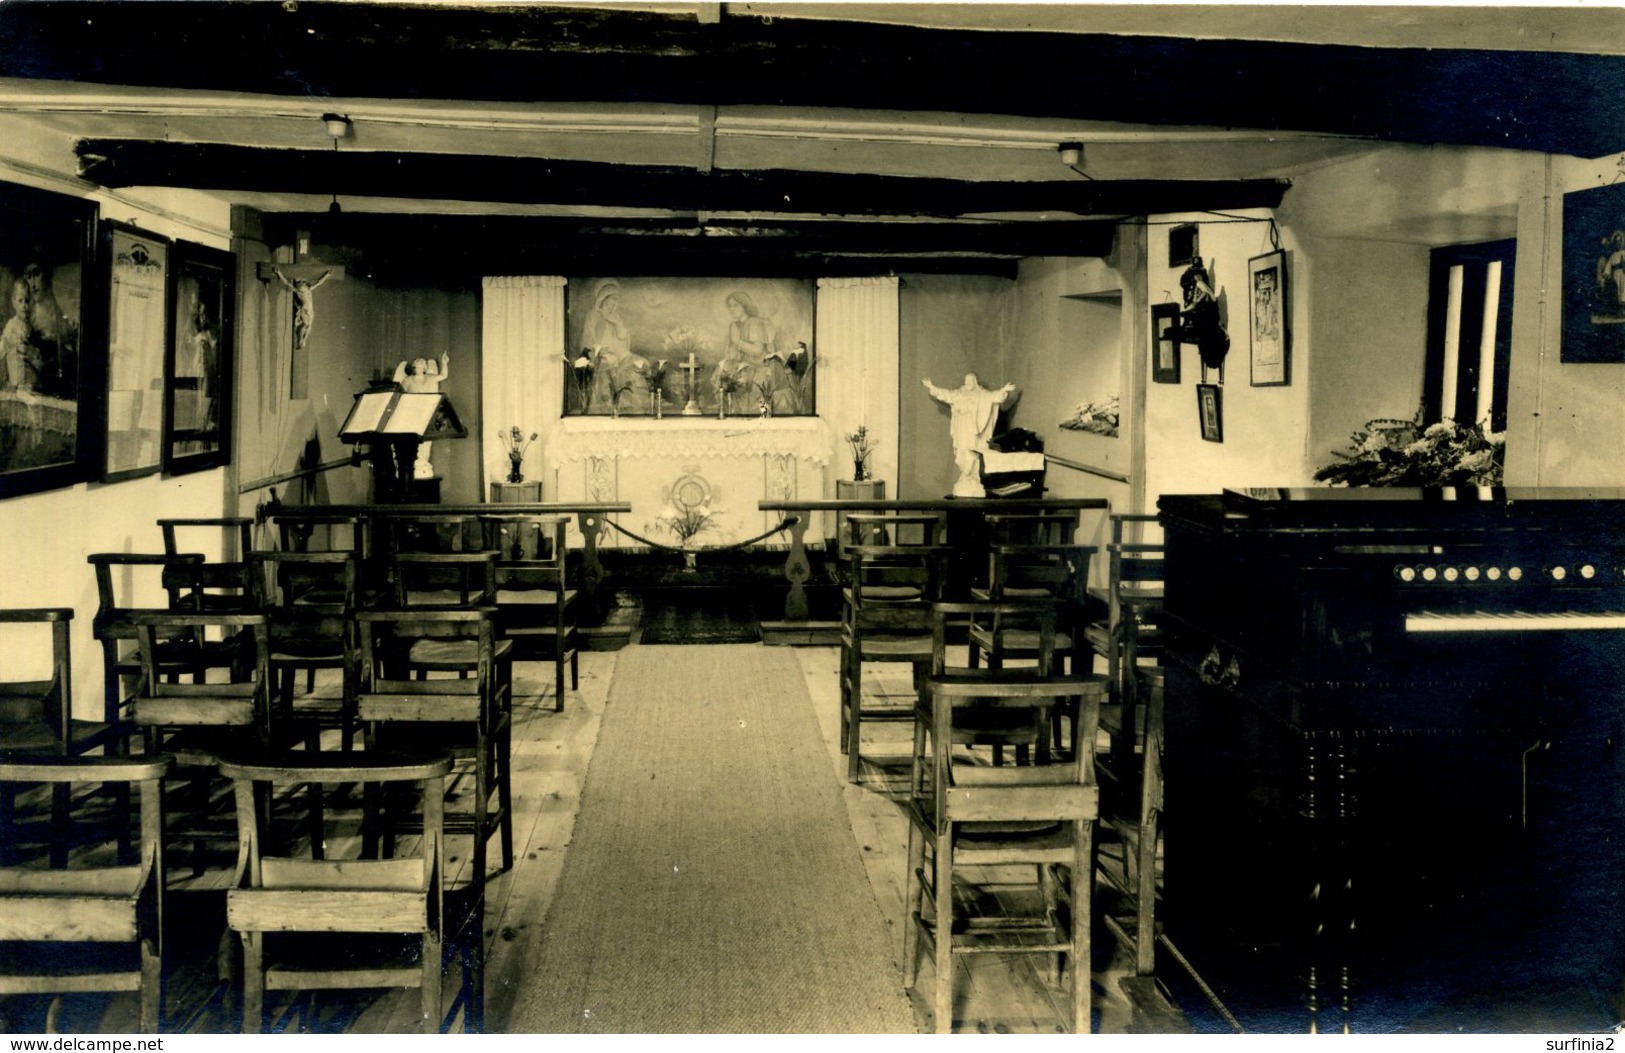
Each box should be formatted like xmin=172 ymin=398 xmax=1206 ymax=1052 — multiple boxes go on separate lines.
xmin=507 ymin=460 xmax=524 ymax=484
xmin=853 ymin=460 xmax=868 ymax=482
xmin=652 ymin=391 xmax=663 ymax=419
xmin=682 ymin=549 xmax=697 ymax=571
xmin=717 ymin=394 xmax=729 ymax=420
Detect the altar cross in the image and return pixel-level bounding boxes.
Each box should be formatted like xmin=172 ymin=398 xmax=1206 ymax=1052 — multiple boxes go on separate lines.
xmin=679 ymin=351 xmax=703 ymax=416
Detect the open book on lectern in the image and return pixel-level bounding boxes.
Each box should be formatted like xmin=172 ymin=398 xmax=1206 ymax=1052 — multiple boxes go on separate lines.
xmin=338 ymin=388 xmax=466 ymax=442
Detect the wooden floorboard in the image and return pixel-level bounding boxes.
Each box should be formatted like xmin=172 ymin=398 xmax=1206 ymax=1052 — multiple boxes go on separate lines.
xmin=10 ymin=643 xmax=1187 ymax=1035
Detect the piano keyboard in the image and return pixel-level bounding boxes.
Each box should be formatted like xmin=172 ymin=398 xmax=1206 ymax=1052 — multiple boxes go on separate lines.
xmin=1405 ymin=609 xmax=1625 ymax=632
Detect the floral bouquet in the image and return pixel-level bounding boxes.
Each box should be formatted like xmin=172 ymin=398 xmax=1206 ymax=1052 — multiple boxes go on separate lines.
xmin=755 ymin=377 xmax=776 ymax=417
xmin=644 ymin=358 xmax=671 ymax=417
xmin=847 ymin=424 xmax=877 ymax=481
xmin=1314 ymin=411 xmax=1505 ymax=487
xmin=783 ymin=341 xmax=814 ymax=413
xmin=607 ymin=360 xmax=638 ymax=417
xmin=497 ymin=424 xmax=538 ymax=482
xmin=1060 ymin=394 xmax=1120 ymax=437
xmin=713 ymin=361 xmax=744 ymax=417
xmin=570 ymin=349 xmax=595 ymax=413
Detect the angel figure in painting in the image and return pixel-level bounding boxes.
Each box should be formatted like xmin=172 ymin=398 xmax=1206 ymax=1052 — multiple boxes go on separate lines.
xmin=273 ymin=268 xmax=332 ymax=353
xmin=923 ymin=372 xmax=1015 ymax=498
xmin=393 ymin=352 xmax=450 ymax=479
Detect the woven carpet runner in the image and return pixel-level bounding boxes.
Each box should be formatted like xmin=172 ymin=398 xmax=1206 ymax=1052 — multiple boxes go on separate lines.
xmin=509 ymin=643 xmax=917 ymax=1033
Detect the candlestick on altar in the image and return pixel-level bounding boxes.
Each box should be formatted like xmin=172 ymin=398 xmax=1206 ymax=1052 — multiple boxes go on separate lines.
xmin=680 ymin=351 xmax=703 ymax=416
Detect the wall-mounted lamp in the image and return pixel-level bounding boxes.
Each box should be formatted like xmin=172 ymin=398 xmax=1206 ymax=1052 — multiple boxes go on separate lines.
xmin=1057 ymin=142 xmax=1083 ymax=167
xmin=321 ymin=113 xmax=352 ymax=139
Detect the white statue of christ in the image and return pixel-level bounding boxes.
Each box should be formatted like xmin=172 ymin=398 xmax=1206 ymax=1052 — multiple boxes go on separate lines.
xmin=923 ymin=372 xmax=1015 ymax=498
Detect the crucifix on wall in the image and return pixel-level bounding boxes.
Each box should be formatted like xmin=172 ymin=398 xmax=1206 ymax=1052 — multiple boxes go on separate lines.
xmin=256 ymin=259 xmax=345 ymax=399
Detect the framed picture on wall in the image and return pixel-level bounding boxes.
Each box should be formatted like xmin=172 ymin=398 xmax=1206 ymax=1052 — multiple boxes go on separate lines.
xmin=1248 ymin=249 xmax=1290 ymax=385
xmin=100 ymin=222 xmax=169 ymax=482
xmin=1197 ymin=382 xmax=1224 ymax=442
xmin=1151 ymin=301 xmax=1182 ymax=384
xmin=564 ymin=276 xmax=816 ymax=417
xmin=164 ymin=241 xmax=234 ymax=475
xmin=1560 ymin=181 xmax=1625 ymax=363
xmin=0 ymin=182 xmax=98 ymax=499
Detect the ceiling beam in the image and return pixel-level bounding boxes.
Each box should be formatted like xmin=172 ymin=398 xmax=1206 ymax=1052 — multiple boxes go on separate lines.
xmin=6 ymin=2 xmax=1624 ymax=157
xmin=75 ymin=140 xmax=1291 ymax=219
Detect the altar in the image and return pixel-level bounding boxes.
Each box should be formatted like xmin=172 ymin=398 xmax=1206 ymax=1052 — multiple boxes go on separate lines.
xmin=546 ymin=416 xmax=835 ymax=549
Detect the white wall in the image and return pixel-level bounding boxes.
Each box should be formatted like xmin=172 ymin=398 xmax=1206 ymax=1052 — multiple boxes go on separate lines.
xmin=1 ymin=123 xmax=239 ymax=717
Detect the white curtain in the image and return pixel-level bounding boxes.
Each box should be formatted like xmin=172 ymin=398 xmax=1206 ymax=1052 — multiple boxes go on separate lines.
xmin=480 ymin=276 xmax=566 ymax=495
xmin=816 ymin=276 xmax=899 ymax=491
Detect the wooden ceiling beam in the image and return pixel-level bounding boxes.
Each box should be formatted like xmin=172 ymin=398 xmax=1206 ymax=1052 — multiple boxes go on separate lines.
xmin=75 ymin=139 xmax=1290 ymax=219
xmin=7 ymin=2 xmax=1624 ymax=156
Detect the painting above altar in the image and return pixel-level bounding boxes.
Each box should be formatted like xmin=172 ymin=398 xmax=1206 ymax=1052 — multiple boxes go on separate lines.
xmin=565 ymin=276 xmax=816 ymax=418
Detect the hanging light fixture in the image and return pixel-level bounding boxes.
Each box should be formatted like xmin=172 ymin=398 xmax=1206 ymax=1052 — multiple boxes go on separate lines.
xmin=321 ymin=114 xmax=352 ymax=215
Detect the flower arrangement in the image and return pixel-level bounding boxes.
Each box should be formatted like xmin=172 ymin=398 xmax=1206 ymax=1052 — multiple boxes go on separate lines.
xmin=755 ymin=377 xmax=776 ymax=417
xmin=1314 ymin=411 xmax=1505 ymax=487
xmin=1060 ymin=394 xmax=1120 ymax=437
xmin=847 ymin=424 xmax=877 ymax=481
xmin=606 ymin=361 xmax=637 ymax=417
xmin=497 ymin=424 xmax=538 ymax=483
xmin=569 ymin=349 xmax=595 ymax=413
xmin=643 ymin=358 xmax=671 ymax=417
xmin=713 ymin=361 xmax=744 ymax=418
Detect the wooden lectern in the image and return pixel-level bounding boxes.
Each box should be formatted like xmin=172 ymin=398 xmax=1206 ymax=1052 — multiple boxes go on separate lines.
xmin=338 ymin=384 xmax=466 ymax=503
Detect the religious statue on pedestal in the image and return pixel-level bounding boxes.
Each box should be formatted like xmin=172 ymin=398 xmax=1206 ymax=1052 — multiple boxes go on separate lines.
xmin=394 ymin=352 xmax=450 ymax=479
xmin=923 ymin=372 xmax=1015 ymax=498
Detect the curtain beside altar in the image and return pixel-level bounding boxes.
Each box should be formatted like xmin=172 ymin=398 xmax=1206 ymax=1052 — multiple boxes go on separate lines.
xmin=481 ymin=276 xmax=565 ymax=494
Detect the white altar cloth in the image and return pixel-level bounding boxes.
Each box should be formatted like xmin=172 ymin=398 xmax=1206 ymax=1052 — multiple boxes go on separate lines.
xmin=547 ymin=416 xmax=834 ymax=548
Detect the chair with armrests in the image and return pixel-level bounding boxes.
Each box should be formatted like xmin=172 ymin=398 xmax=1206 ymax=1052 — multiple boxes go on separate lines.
xmin=984 ymin=512 xmax=1077 ymax=546
xmin=270 ymin=512 xmax=382 ymax=606
xmin=390 ymin=552 xmax=513 ymax=693
xmin=480 ymin=514 xmax=578 ymax=712
xmin=87 ymin=551 xmax=223 ymax=751
xmin=158 ymin=517 xmax=259 ymax=614
xmin=902 ymin=602 xmax=1107 ymax=1032
xmin=840 ymin=541 xmax=950 ymax=783
xmin=0 ymin=754 xmax=170 ymax=1033
xmin=252 ymin=551 xmax=360 ymax=752
xmin=220 ymin=748 xmax=465 ymax=1033
xmin=354 ymin=608 xmax=513 ymax=884
xmin=0 ymin=609 xmax=122 ymax=867
xmin=129 ymin=611 xmax=282 ymax=875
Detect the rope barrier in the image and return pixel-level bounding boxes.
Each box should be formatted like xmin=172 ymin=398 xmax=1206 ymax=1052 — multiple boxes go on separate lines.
xmin=601 ymin=514 xmax=800 ymax=554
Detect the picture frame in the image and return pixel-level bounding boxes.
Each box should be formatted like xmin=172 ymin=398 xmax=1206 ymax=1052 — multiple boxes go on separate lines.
xmin=100 ymin=222 xmax=170 ymax=482
xmin=565 ymin=276 xmax=816 ymax=417
xmin=1248 ymin=249 xmax=1290 ymax=385
xmin=1560 ymin=181 xmax=1625 ymax=363
xmin=1168 ymin=223 xmax=1199 ymax=268
xmin=1151 ymin=301 xmax=1182 ymax=384
xmin=1197 ymin=382 xmax=1224 ymax=442
xmin=0 ymin=182 xmax=98 ymax=500
xmin=164 ymin=241 xmax=235 ymax=475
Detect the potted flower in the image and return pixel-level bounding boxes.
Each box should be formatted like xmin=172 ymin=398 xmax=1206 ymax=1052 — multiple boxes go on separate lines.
xmin=497 ymin=424 xmax=538 ymax=483
xmin=644 ymin=358 xmax=670 ymax=418
xmin=847 ymin=424 xmax=877 ymax=481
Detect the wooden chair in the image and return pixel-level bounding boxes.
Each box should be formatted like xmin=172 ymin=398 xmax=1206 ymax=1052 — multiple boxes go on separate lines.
xmin=839 ymin=541 xmax=949 ymax=783
xmin=481 ymin=514 xmax=578 ymax=711
xmin=390 ymin=552 xmax=514 ymax=688
xmin=0 ymin=754 xmax=170 ymax=1033
xmin=87 ymin=552 xmax=211 ymax=747
xmin=985 ymin=512 xmax=1077 ymax=546
xmin=355 ymin=609 xmax=514 ymax=884
xmin=844 ymin=511 xmax=943 ymax=558
xmin=1096 ymin=666 xmax=1165 ymax=980
xmin=1084 ymin=515 xmax=1165 ymax=707
xmin=158 ymin=517 xmax=259 ymax=614
xmin=0 ymin=609 xmax=122 ymax=868
xmin=269 ymin=512 xmax=381 ymax=607
xmin=129 ymin=611 xmax=280 ymax=875
xmin=970 ymin=543 xmax=1092 ymax=662
xmin=252 ymin=551 xmax=360 ymax=751
xmin=220 ymin=749 xmax=460 ymax=1033
xmin=902 ymin=645 xmax=1106 ymax=1033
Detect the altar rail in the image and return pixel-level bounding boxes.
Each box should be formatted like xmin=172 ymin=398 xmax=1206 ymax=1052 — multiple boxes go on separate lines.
xmin=269 ymin=502 xmax=631 ymax=595
xmin=757 ymin=497 xmax=1111 ymax=624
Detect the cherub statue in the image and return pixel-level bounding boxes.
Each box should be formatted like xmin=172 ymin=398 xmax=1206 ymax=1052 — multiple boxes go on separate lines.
xmin=393 ymin=353 xmax=451 ymax=479
xmin=272 ymin=268 xmax=332 ymax=352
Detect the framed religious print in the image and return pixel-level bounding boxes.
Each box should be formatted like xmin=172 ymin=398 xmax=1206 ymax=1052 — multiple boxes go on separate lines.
xmin=1248 ymin=249 xmax=1290 ymax=385
xmin=1197 ymin=382 xmax=1224 ymax=442
xmin=1151 ymin=301 xmax=1182 ymax=384
xmin=565 ymin=276 xmax=816 ymax=418
xmin=164 ymin=241 xmax=234 ymax=475
xmin=100 ymin=222 xmax=169 ymax=481
xmin=1561 ymin=181 xmax=1625 ymax=363
xmin=0 ymin=182 xmax=98 ymax=500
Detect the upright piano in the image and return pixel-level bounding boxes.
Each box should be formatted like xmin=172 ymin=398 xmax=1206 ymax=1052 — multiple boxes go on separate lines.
xmin=1158 ymin=487 xmax=1625 ymax=1033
